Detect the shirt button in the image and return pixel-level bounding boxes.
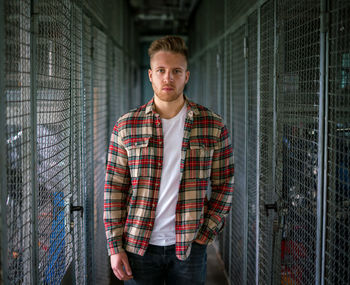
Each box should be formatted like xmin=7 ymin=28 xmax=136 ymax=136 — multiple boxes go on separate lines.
xmin=158 ymin=162 xmax=162 ymax=167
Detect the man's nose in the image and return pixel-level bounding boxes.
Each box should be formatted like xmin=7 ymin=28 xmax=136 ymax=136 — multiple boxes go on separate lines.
xmin=163 ymin=70 xmax=174 ymax=82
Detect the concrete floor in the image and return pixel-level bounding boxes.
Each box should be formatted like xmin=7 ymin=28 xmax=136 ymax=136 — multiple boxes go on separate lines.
xmin=206 ymin=243 xmax=229 ymax=285
xmin=109 ymin=242 xmax=229 ymax=285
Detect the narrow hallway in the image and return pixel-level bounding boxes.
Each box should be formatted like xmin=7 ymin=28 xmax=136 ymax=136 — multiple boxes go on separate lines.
xmin=1 ymin=0 xmax=350 ymax=284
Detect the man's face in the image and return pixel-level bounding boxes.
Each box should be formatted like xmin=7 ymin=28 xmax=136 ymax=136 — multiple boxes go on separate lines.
xmin=148 ymin=51 xmax=190 ymax=102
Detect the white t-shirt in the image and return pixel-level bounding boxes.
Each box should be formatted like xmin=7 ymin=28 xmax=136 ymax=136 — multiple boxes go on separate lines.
xmin=149 ymin=104 xmax=187 ymax=246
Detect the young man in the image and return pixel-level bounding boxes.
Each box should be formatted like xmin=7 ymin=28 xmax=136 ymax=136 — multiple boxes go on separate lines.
xmin=104 ymin=36 xmax=234 ymax=285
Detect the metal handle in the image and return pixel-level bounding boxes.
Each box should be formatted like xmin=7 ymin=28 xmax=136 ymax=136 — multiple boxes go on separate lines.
xmin=265 ymin=202 xmax=278 ymax=216
xmin=70 ymin=204 xmax=84 ymax=218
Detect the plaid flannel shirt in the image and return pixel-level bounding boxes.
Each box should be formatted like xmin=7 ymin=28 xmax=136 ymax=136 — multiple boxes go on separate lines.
xmin=104 ymin=96 xmax=234 ymax=260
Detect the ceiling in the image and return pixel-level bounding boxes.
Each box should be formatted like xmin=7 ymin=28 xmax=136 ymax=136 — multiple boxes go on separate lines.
xmin=129 ymin=0 xmax=200 ymax=36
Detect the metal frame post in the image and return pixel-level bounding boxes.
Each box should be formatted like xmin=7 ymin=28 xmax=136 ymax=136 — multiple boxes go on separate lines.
xmin=30 ymin=0 xmax=39 ymax=283
xmin=255 ymin=7 xmax=261 ymax=285
xmin=271 ymin=0 xmax=278 ymax=283
xmin=223 ymin=27 xmax=228 ymax=123
xmin=79 ymin=3 xmax=88 ymax=283
xmin=217 ymin=43 xmax=222 ymax=117
xmin=224 ymin=31 xmax=233 ymax=283
xmin=316 ymin=0 xmax=329 ymax=284
xmin=0 ymin=0 xmax=9 ymax=282
xmin=89 ymin=22 xmax=96 ymax=285
xmin=243 ymin=22 xmax=249 ymax=285
xmin=69 ymin=2 xmax=81 ymax=282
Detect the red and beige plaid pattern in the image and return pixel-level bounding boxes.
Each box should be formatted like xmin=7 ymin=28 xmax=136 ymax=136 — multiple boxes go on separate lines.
xmin=104 ymin=96 xmax=234 ymax=260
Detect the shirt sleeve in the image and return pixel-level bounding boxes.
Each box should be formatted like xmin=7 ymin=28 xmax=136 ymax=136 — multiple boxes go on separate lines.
xmin=104 ymin=122 xmax=131 ymax=255
xmin=196 ymin=124 xmax=234 ymax=243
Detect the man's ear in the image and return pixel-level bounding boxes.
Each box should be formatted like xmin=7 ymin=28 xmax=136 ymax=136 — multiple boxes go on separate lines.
xmin=148 ymin=69 xmax=153 ymax=82
xmin=185 ymin=70 xmax=190 ymax=84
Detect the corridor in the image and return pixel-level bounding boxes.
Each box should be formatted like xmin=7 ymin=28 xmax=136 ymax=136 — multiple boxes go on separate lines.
xmin=1 ymin=0 xmax=350 ymax=284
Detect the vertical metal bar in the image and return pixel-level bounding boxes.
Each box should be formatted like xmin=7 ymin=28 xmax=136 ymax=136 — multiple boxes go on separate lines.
xmin=79 ymin=2 xmax=88 ymax=283
xmin=89 ymin=23 xmax=96 ymax=285
xmin=320 ymin=21 xmax=329 ymax=285
xmin=106 ymin=39 xmax=111 ymax=138
xmin=226 ymin=34 xmax=232 ymax=283
xmin=272 ymin=0 xmax=277 ymax=216
xmin=223 ymin=32 xmax=228 ymax=123
xmin=69 ymin=3 xmax=77 ymax=283
xmin=217 ymin=48 xmax=222 ymax=116
xmin=255 ymin=7 xmax=261 ymax=285
xmin=230 ymin=36 xmax=234 ymax=145
xmin=271 ymin=0 xmax=278 ymax=283
xmin=30 ymin=0 xmax=39 ymax=283
xmin=317 ymin=0 xmax=329 ymax=284
xmin=243 ymin=23 xmax=249 ymax=285
xmin=0 ymin=0 xmax=9 ymax=282
xmin=206 ymin=51 xmax=211 ymax=107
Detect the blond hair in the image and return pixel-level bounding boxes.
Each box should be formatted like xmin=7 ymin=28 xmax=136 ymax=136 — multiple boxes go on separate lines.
xmin=148 ymin=36 xmax=188 ymax=64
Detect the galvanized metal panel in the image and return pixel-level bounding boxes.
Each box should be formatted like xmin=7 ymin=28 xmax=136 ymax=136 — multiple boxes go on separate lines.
xmin=70 ymin=3 xmax=85 ymax=284
xmin=275 ymin=1 xmax=321 ymax=284
xmin=258 ymin=0 xmax=276 ymax=284
xmin=92 ymin=26 xmax=110 ymax=284
xmin=81 ymin=14 xmax=95 ymax=284
xmin=325 ymin=1 xmax=350 ymax=284
xmin=3 ymin=0 xmax=32 ymax=283
xmin=35 ymin=1 xmax=74 ymax=283
xmin=247 ymin=10 xmax=258 ymax=285
xmin=230 ymin=24 xmax=246 ymax=285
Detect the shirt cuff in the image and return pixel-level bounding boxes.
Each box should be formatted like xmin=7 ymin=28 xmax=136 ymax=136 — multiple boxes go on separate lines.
xmin=196 ymin=226 xmax=216 ymax=244
xmin=107 ymin=239 xmax=125 ymax=256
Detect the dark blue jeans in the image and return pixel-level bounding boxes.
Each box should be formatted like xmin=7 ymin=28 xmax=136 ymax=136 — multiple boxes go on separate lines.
xmin=125 ymin=243 xmax=207 ymax=285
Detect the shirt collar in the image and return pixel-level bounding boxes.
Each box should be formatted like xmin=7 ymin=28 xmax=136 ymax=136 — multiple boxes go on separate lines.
xmin=145 ymin=95 xmax=200 ymax=116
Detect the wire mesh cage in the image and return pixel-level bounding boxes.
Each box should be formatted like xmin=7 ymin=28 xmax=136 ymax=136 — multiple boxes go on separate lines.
xmin=92 ymin=26 xmax=110 ymax=284
xmin=4 ymin=0 xmax=32 ymax=283
xmin=188 ymin=0 xmax=350 ymax=284
xmin=230 ymin=24 xmax=246 ymax=285
xmin=70 ymin=3 xmax=85 ymax=284
xmin=247 ymin=10 xmax=258 ymax=285
xmin=1 ymin=0 xmax=139 ymax=284
xmin=275 ymin=1 xmax=320 ymax=284
xmin=81 ymin=13 xmax=95 ymax=284
xmin=36 ymin=1 xmax=73 ymax=283
xmin=258 ymin=1 xmax=276 ymax=284
xmin=325 ymin=1 xmax=350 ymax=284
xmin=2 ymin=0 xmax=350 ymax=284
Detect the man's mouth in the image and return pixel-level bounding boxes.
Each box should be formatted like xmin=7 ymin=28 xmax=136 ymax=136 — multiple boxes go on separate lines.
xmin=162 ymin=86 xmax=174 ymax=91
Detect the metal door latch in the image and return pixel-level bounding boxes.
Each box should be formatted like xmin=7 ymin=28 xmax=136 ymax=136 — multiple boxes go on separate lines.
xmin=70 ymin=204 xmax=84 ymax=218
xmin=265 ymin=202 xmax=278 ymax=216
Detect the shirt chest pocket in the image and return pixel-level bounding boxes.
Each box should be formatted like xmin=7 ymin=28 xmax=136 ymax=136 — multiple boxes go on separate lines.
xmin=186 ymin=142 xmax=215 ymax=179
xmin=125 ymin=137 xmax=154 ymax=178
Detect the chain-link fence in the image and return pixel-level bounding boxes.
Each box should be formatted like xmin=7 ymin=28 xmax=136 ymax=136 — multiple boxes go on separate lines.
xmin=1 ymin=0 xmax=139 ymax=284
xmin=188 ymin=0 xmax=350 ymax=284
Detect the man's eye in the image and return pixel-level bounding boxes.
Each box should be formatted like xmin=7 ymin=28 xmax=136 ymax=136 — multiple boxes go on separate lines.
xmin=157 ymin=69 xmax=165 ymax=73
xmin=174 ymin=70 xmax=182 ymax=74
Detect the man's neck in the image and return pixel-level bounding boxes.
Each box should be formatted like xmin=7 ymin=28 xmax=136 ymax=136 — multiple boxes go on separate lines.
xmin=154 ymin=94 xmax=185 ymax=119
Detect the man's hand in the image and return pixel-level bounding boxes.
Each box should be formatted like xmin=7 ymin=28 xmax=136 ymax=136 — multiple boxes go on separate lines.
xmin=110 ymin=252 xmax=133 ymax=281
xmin=194 ymin=239 xmax=207 ymax=245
